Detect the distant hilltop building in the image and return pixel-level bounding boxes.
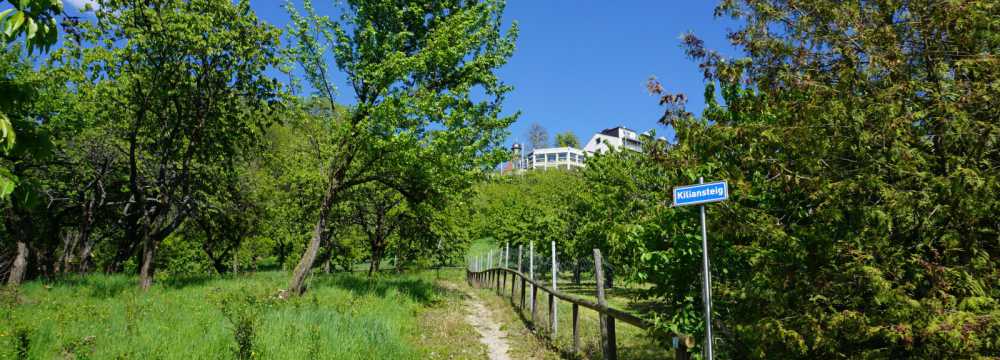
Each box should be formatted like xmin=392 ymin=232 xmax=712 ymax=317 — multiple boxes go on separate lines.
xmin=583 ymin=126 xmax=642 ymax=154
xmin=502 ymin=126 xmax=647 ymax=173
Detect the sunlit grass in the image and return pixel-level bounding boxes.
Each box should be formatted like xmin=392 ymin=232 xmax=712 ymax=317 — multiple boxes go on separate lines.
xmin=0 ymin=270 xmax=463 ymax=359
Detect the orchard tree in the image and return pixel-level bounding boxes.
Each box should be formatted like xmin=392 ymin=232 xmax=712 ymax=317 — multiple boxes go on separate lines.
xmin=254 ymin=97 xmax=342 ymax=269
xmin=80 ymin=0 xmax=281 ymax=289
xmin=283 ymin=0 xmax=518 ymax=295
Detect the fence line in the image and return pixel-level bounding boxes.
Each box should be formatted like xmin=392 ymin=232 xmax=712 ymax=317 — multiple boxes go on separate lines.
xmin=467 ymin=248 xmax=693 ymax=360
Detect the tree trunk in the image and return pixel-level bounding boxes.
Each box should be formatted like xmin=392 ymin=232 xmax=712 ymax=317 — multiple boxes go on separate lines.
xmin=7 ymin=240 xmax=29 ymax=286
xmin=57 ymin=231 xmax=78 ymax=274
xmin=287 ymin=180 xmax=340 ymax=296
xmin=138 ymin=235 xmax=157 ymax=290
xmin=208 ymin=253 xmax=228 ymax=275
xmin=573 ymin=259 xmax=581 ymax=284
xmin=77 ymin=238 xmax=96 ymax=273
xmin=108 ymin=233 xmax=136 ymax=273
xmin=368 ymin=246 xmax=383 ymax=278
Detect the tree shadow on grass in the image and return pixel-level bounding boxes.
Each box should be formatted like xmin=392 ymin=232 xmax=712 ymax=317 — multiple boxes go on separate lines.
xmin=159 ymin=274 xmax=217 ymax=290
xmin=309 ymin=274 xmax=451 ymax=306
xmin=45 ymin=275 xmax=135 ymax=299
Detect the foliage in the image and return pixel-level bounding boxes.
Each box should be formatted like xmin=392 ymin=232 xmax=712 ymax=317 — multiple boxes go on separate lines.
xmin=0 ymin=0 xmax=62 ymax=201
xmin=282 ymin=0 xmax=518 ymax=294
xmin=554 ymin=131 xmax=579 ymax=148
xmin=462 ymin=170 xmax=584 ymax=256
xmin=0 ymin=0 xmax=61 ymax=53
xmin=75 ymin=0 xmax=282 ymax=288
xmin=638 ymin=0 xmax=1000 ymax=357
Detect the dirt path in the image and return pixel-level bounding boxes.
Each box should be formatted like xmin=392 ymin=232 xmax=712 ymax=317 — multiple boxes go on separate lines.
xmin=442 ymin=282 xmax=511 ymax=360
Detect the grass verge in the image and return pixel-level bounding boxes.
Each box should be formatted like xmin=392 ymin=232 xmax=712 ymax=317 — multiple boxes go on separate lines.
xmin=0 ymin=269 xmax=483 ymax=359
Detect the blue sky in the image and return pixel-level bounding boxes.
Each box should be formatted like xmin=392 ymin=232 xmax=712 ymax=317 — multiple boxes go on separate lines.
xmin=63 ymin=0 xmax=740 ymax=145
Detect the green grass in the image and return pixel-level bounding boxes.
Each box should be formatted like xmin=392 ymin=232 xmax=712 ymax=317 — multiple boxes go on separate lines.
xmin=0 ymin=270 xmax=484 ymax=359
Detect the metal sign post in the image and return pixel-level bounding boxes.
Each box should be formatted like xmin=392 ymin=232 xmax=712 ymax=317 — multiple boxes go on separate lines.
xmin=672 ymin=177 xmax=728 ymax=360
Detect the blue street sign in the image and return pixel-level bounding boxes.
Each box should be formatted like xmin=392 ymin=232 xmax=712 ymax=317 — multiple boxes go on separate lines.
xmin=671 ymin=178 xmax=728 ymax=360
xmin=672 ymin=180 xmax=728 ymax=207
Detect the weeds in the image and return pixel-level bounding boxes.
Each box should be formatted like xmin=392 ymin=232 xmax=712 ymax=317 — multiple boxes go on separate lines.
xmin=14 ymin=325 xmax=30 ymax=360
xmin=217 ymin=286 xmax=270 ymax=360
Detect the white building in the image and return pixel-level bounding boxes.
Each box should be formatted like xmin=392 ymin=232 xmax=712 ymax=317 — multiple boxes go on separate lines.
xmin=501 ymin=126 xmax=646 ymax=173
xmin=583 ymin=126 xmax=642 ymax=155
xmin=522 ymin=146 xmax=586 ymax=170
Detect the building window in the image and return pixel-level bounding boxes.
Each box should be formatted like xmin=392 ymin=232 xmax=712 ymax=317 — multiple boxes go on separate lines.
xmin=536 ymin=154 xmax=545 ymax=162
xmin=558 ymin=153 xmax=567 ymax=161
xmin=547 ymin=154 xmax=556 ymax=162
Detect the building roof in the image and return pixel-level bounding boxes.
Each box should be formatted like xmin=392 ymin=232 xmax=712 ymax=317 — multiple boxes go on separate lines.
xmin=599 ymin=126 xmax=636 ymax=137
xmin=526 ymin=146 xmax=586 ymax=155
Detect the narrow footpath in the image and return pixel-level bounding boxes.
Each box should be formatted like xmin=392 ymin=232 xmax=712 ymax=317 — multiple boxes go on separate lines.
xmin=465 ymin=294 xmax=512 ymax=360
xmin=442 ymin=281 xmax=512 ymax=360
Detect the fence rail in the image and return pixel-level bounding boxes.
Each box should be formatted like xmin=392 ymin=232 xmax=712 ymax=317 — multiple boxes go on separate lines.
xmin=467 ymin=248 xmax=693 ymax=360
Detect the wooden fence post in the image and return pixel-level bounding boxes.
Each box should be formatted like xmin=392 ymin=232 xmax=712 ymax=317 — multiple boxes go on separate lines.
xmin=519 ymin=245 xmax=526 ymax=308
xmin=515 ymin=245 xmax=522 ymax=302
xmin=530 ymin=241 xmax=537 ymax=325
xmin=550 ymin=240 xmax=558 ymax=337
xmin=594 ymin=249 xmax=617 ymax=360
xmin=498 ymin=270 xmax=502 ymax=294
xmin=496 ymin=249 xmax=502 ymax=294
xmin=502 ymin=242 xmax=509 ymax=294
xmin=505 ymin=242 xmax=510 ymax=268
xmin=572 ymin=303 xmax=580 ymax=354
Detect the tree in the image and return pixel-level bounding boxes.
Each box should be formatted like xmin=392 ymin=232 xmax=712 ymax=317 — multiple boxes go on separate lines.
xmin=642 ymin=0 xmax=1000 ymax=357
xmin=342 ymin=184 xmax=406 ymax=277
xmin=526 ymin=122 xmax=548 ymax=150
xmin=282 ymin=0 xmax=518 ymax=296
xmin=0 ymin=0 xmax=64 ymax=200
xmin=554 ymin=131 xmax=579 ymax=148
xmin=461 ymin=170 xmax=584 ymax=262
xmin=0 ymin=45 xmax=60 ymax=286
xmin=556 ymin=131 xmax=580 ymax=148
xmin=254 ymin=97 xmax=344 ymax=270
xmin=77 ymin=0 xmax=281 ymax=289
xmin=186 ymin=167 xmax=261 ymax=275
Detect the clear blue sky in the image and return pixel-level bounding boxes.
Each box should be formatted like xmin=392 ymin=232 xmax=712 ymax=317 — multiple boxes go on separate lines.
xmin=65 ymin=0 xmax=740 ymax=145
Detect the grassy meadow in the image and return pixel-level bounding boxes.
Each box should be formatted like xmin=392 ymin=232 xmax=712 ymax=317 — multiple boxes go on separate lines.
xmin=0 ymin=270 xmax=484 ymax=360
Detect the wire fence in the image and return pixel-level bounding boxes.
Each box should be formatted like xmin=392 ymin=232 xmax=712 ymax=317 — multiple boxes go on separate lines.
xmin=465 ymin=241 xmax=679 ymax=360
xmin=467 ymin=242 xmax=620 ymax=291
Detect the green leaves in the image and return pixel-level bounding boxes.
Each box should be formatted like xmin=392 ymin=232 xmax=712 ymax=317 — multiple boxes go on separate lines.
xmin=0 ymin=111 xmax=13 ymax=151
xmin=0 ymin=0 xmax=62 ymax=53
xmin=643 ymin=0 xmax=1000 ymax=357
xmin=282 ymin=0 xmax=518 ymax=275
xmin=0 ymin=166 xmax=15 ymax=199
xmin=4 ymin=11 xmax=24 ymax=36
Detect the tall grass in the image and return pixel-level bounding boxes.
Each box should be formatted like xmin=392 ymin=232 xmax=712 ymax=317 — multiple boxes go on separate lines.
xmin=0 ymin=271 xmax=451 ymax=359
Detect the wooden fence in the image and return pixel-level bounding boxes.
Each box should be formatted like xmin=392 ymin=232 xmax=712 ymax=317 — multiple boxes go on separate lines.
xmin=467 ymin=248 xmax=693 ymax=360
